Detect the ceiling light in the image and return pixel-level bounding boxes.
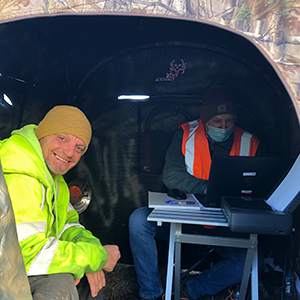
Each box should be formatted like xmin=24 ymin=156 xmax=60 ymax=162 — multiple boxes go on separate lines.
xmin=118 ymin=95 xmax=150 ymax=101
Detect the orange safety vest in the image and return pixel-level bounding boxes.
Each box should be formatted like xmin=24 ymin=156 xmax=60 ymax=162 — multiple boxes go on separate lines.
xmin=181 ymin=119 xmax=260 ymax=180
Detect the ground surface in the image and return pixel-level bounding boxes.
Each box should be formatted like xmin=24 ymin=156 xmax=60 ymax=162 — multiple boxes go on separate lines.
xmin=102 ymin=263 xmax=237 ymax=300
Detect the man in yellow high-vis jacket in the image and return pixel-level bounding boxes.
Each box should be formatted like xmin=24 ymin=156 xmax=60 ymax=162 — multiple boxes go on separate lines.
xmin=0 ymin=105 xmax=120 ymax=300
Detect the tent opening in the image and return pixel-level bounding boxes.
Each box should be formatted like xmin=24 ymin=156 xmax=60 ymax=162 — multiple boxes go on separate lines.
xmin=1 ymin=14 xmax=300 ymax=297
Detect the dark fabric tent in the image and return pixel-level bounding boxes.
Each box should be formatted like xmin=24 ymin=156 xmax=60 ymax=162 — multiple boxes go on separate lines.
xmin=0 ymin=10 xmax=300 ymax=300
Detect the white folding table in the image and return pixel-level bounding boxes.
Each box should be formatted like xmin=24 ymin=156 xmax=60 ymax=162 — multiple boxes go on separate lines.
xmin=147 ymin=207 xmax=259 ymax=300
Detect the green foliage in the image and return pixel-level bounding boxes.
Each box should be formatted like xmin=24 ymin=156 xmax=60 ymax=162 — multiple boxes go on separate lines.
xmin=233 ymin=3 xmax=252 ymax=21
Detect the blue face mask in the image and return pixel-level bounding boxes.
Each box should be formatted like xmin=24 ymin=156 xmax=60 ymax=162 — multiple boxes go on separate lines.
xmin=206 ymin=124 xmax=234 ymax=142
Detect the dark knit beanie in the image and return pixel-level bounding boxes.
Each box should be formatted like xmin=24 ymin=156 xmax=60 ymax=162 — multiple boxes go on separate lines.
xmin=200 ymin=86 xmax=238 ymax=124
xmin=35 ymin=105 xmax=92 ymax=154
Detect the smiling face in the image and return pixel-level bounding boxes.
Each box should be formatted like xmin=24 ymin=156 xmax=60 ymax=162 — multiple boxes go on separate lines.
xmin=39 ymin=133 xmax=86 ymax=177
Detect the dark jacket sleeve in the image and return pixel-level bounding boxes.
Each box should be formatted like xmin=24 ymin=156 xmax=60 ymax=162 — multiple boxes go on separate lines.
xmin=162 ymin=128 xmax=208 ymax=195
xmin=255 ymin=142 xmax=265 ymax=157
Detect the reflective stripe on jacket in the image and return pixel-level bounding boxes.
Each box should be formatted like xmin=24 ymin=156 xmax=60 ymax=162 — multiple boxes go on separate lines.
xmin=0 ymin=124 xmax=108 ymax=278
xmin=181 ymin=119 xmax=260 ymax=180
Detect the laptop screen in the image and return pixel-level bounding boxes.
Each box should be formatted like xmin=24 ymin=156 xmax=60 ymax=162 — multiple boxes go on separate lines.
xmin=204 ymin=156 xmax=293 ymax=208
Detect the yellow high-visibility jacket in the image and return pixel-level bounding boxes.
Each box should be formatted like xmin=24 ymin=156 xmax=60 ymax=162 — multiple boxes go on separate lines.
xmin=0 ymin=124 xmax=108 ymax=279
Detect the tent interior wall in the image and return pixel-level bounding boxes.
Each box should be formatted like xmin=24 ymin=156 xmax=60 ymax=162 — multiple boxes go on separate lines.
xmin=1 ymin=14 xmax=300 ymax=281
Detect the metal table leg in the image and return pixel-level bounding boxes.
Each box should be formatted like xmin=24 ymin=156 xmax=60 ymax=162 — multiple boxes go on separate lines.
xmin=239 ymin=234 xmax=258 ymax=300
xmin=174 ymin=223 xmax=182 ymax=300
xmin=165 ymin=223 xmax=176 ymax=300
xmin=251 ymin=247 xmax=259 ymax=300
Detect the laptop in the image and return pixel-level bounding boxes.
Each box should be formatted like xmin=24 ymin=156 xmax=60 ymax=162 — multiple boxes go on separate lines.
xmin=220 ymin=154 xmax=300 ymax=235
xmin=195 ymin=156 xmax=293 ymax=208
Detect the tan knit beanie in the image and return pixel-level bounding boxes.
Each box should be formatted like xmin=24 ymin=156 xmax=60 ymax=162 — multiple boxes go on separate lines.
xmin=35 ymin=105 xmax=92 ymax=153
xmin=200 ymin=86 xmax=238 ymax=124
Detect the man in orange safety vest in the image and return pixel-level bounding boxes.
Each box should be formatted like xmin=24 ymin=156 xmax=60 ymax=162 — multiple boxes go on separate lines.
xmin=129 ymin=86 xmax=263 ymax=300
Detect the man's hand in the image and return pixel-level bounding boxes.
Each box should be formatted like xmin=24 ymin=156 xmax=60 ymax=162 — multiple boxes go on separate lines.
xmin=83 ymin=245 xmax=120 ymax=297
xmin=103 ymin=245 xmax=121 ymax=272
xmin=86 ymin=270 xmax=106 ymax=298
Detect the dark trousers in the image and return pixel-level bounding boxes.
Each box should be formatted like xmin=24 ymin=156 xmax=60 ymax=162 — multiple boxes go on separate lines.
xmin=28 ymin=273 xmax=103 ymax=300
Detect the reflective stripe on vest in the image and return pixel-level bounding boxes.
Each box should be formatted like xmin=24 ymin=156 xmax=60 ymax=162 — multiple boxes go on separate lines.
xmin=67 ymin=202 xmax=75 ymax=212
xmin=183 ymin=120 xmax=199 ymax=176
xmin=181 ymin=119 xmax=260 ymax=180
xmin=240 ymin=131 xmax=253 ymax=156
xmin=27 ymin=237 xmax=59 ymax=275
xmin=58 ymin=222 xmax=84 ymax=239
xmin=16 ymin=221 xmax=47 ymax=243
